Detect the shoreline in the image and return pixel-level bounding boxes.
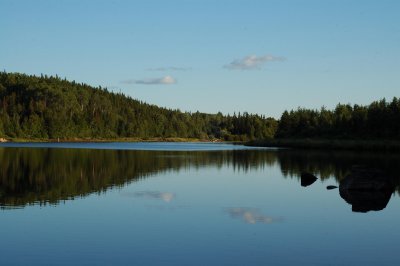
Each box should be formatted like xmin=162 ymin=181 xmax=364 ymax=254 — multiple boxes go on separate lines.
xmin=0 ymin=137 xmax=228 ymax=143
xmin=245 ymin=139 xmax=400 ymax=152
xmin=4 ymin=137 xmax=399 ymax=152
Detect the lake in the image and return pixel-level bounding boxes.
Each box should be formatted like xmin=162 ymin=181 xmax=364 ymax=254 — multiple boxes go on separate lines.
xmin=0 ymin=142 xmax=399 ymax=265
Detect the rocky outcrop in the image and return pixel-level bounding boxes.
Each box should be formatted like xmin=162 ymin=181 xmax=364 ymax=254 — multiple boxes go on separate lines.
xmin=339 ymin=167 xmax=394 ymax=212
xmin=301 ymin=172 xmax=318 ymax=187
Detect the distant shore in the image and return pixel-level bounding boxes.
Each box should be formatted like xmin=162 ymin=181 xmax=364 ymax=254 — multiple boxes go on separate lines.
xmin=0 ymin=137 xmax=225 ymax=143
xmin=245 ymin=139 xmax=400 ymax=152
xmin=3 ymin=137 xmax=399 ymax=152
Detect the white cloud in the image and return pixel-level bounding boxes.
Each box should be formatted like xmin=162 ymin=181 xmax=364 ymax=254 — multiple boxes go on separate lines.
xmin=121 ymin=75 xmax=177 ymax=85
xmin=146 ymin=67 xmax=191 ymax=71
xmin=225 ymin=208 xmax=283 ymax=224
xmin=224 ymin=54 xmax=285 ymax=70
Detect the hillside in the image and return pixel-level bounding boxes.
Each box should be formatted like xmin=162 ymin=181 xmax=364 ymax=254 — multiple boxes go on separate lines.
xmin=0 ymin=72 xmax=277 ymax=141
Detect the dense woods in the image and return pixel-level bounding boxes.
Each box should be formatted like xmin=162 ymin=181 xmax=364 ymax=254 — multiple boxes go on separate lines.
xmin=276 ymin=98 xmax=400 ymax=139
xmin=0 ymin=72 xmax=277 ymax=141
xmin=1 ymin=72 xmax=398 ymax=142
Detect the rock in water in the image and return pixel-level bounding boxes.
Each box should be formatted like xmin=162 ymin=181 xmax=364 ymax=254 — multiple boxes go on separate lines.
xmin=326 ymin=185 xmax=338 ymax=190
xmin=339 ymin=167 xmax=394 ymax=212
xmin=339 ymin=188 xmax=393 ymax=213
xmin=339 ymin=167 xmax=393 ymax=191
xmin=301 ymin=172 xmax=318 ymax=187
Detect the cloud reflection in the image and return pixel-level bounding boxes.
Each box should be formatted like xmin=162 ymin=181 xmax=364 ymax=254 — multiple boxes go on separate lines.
xmin=144 ymin=204 xmax=190 ymax=211
xmin=126 ymin=191 xmax=176 ymax=202
xmin=225 ymin=208 xmax=282 ymax=224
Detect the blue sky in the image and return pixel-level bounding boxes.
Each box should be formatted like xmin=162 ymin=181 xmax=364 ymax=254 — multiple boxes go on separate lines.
xmin=1 ymin=0 xmax=399 ymax=118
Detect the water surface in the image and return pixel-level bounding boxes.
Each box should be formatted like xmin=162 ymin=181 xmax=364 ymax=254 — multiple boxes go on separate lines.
xmin=0 ymin=141 xmax=266 ymax=151
xmin=0 ymin=143 xmax=399 ymax=265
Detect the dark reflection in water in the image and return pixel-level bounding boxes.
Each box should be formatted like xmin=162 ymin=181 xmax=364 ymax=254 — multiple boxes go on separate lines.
xmin=0 ymin=147 xmax=399 ymax=210
xmin=279 ymin=150 xmax=400 ymax=212
xmin=338 ymin=167 xmax=395 ymax=212
xmin=0 ymin=148 xmax=277 ymax=208
xmin=339 ymin=188 xmax=393 ymax=213
xmin=277 ymin=149 xmax=400 ymax=182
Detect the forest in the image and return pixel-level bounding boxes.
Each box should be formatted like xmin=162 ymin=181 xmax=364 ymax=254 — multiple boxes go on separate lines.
xmin=0 ymin=72 xmax=398 ymax=142
xmin=276 ymin=97 xmax=400 ymax=140
xmin=0 ymin=72 xmax=277 ymax=141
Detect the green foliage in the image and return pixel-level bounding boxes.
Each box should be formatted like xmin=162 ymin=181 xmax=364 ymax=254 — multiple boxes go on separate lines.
xmin=0 ymin=72 xmax=277 ymax=140
xmin=276 ymin=98 xmax=400 ymax=140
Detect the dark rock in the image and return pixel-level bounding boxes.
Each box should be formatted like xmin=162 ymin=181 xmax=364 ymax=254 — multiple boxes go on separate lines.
xmin=326 ymin=185 xmax=338 ymax=190
xmin=339 ymin=188 xmax=393 ymax=213
xmin=301 ymin=172 xmax=318 ymax=187
xmin=339 ymin=167 xmax=394 ymax=212
xmin=339 ymin=167 xmax=394 ymax=191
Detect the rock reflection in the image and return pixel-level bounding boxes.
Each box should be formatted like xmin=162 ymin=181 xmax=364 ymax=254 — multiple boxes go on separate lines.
xmin=277 ymin=150 xmax=400 ymax=184
xmin=225 ymin=208 xmax=282 ymax=224
xmin=1 ymin=146 xmax=400 ymax=210
xmin=339 ymin=189 xmax=393 ymax=213
xmin=339 ymin=167 xmax=395 ymax=213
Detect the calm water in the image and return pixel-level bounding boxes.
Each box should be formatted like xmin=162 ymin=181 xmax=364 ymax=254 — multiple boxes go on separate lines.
xmin=0 ymin=142 xmax=399 ymax=265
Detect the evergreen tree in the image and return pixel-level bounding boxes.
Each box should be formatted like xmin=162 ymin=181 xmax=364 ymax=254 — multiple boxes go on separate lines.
xmin=0 ymin=72 xmax=277 ymax=141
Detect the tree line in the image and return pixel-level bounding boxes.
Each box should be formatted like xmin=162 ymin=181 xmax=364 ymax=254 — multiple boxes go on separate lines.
xmin=276 ymin=98 xmax=400 ymax=139
xmin=1 ymin=72 xmax=398 ymax=141
xmin=0 ymin=72 xmax=277 ymax=141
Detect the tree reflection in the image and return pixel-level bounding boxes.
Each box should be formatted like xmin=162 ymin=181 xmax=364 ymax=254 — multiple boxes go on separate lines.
xmin=0 ymin=147 xmax=399 ymax=208
xmin=0 ymin=148 xmax=277 ymax=208
xmin=277 ymin=149 xmax=400 ymax=183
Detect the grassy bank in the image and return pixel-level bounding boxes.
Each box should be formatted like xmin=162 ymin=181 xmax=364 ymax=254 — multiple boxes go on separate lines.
xmin=246 ymin=139 xmax=400 ymax=152
xmin=2 ymin=137 xmax=223 ymax=143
